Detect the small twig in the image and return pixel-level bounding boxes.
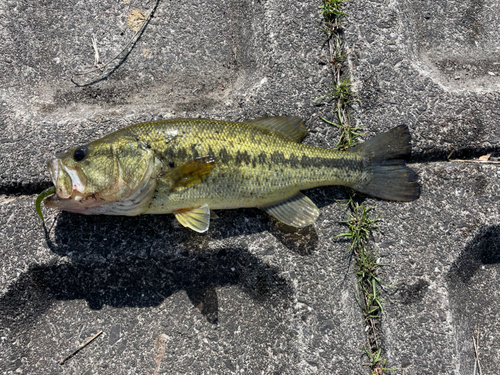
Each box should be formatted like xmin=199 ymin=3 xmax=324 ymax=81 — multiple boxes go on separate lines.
xmin=473 ymin=328 xmax=482 ymax=375
xmin=92 ymin=34 xmax=100 ymax=67
xmin=59 ymin=330 xmax=103 ymax=365
xmin=73 ymin=8 xmax=153 ymax=76
xmin=450 ymin=159 xmax=500 ymax=164
xmin=447 ymin=149 xmax=455 ymax=160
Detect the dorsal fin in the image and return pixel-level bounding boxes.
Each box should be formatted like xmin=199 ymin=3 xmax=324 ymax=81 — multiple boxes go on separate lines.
xmin=247 ymin=116 xmax=307 ymax=142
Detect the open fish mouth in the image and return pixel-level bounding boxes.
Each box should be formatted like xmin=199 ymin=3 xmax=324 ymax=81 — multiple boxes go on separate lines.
xmin=42 ymin=153 xmax=158 ymax=216
xmin=47 ymin=159 xmax=58 ymax=188
xmin=47 ymin=159 xmax=87 ymax=200
xmin=44 ymin=158 xmax=91 ymax=212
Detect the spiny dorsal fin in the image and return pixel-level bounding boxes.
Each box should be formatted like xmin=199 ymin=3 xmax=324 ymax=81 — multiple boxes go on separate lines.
xmin=261 ymin=192 xmax=319 ymax=227
xmin=247 ymin=116 xmax=307 ymax=142
xmin=175 ymin=204 xmax=211 ymax=232
xmin=168 ymin=156 xmax=217 ymax=191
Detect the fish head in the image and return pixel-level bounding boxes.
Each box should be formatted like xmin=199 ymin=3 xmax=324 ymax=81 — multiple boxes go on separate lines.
xmin=45 ymin=135 xmax=157 ymax=214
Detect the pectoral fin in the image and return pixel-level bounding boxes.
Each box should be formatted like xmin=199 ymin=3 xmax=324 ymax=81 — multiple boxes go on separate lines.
xmin=261 ymin=193 xmax=319 ymax=227
xmin=169 ymin=156 xmax=217 ymax=191
xmin=175 ymin=204 xmax=211 ymax=233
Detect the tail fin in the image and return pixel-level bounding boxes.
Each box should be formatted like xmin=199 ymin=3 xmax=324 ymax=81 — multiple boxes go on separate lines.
xmin=351 ymin=125 xmax=420 ymax=201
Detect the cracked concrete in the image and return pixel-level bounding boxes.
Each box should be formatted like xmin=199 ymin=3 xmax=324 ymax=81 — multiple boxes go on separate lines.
xmin=345 ymin=0 xmax=500 ymax=373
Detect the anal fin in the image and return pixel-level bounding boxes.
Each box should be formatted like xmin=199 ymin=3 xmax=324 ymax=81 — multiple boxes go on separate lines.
xmin=175 ymin=204 xmax=211 ymax=233
xmin=261 ymin=193 xmax=319 ymax=228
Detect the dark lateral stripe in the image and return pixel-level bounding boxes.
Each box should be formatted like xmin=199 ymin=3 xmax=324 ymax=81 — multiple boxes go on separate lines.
xmin=218 ymin=148 xmax=231 ymax=163
xmin=299 ymin=154 xmax=340 ymax=168
xmin=164 ymin=147 xmax=356 ymax=171
xmin=268 ymin=151 xmax=352 ymax=170
xmin=234 ymin=150 xmax=252 ymax=166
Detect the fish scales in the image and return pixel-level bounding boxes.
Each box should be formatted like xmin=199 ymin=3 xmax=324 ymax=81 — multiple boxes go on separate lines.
xmin=41 ymin=117 xmax=420 ymax=231
xmin=121 ymin=119 xmax=364 ymax=213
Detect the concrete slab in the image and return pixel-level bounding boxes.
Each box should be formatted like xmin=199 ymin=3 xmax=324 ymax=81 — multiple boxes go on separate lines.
xmin=344 ymin=0 xmax=500 ymax=160
xmin=344 ymin=0 xmax=500 ymax=373
xmin=0 ymin=1 xmax=368 ymax=374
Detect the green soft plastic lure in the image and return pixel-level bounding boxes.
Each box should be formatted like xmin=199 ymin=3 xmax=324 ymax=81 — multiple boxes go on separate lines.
xmin=36 ymin=186 xmax=56 ymax=221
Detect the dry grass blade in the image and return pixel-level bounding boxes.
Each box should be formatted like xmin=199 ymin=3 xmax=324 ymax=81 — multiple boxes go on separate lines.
xmin=92 ymin=34 xmax=100 ymax=66
xmin=473 ymin=328 xmax=482 ymax=375
xmin=450 ymin=158 xmax=500 ymax=164
xmin=59 ymin=330 xmax=103 ymax=365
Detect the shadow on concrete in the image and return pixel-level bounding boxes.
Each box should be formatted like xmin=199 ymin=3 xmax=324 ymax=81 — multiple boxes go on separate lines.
xmin=448 ymin=225 xmax=500 ymax=284
xmin=46 ymin=203 xmax=323 ymax=258
xmin=0 ymin=245 xmax=292 ymax=332
xmin=1 ymin=211 xmax=297 ymax=339
xmin=1 ymin=184 xmax=352 ymax=337
xmin=445 ymin=225 xmax=500 ymax=374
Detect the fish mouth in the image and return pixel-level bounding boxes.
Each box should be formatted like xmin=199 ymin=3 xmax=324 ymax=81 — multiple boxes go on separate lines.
xmin=47 ymin=158 xmax=87 ymax=200
xmin=48 ymin=159 xmax=59 ymax=188
xmin=43 ymin=192 xmax=92 ymax=213
xmin=44 ymin=155 xmax=158 ymax=216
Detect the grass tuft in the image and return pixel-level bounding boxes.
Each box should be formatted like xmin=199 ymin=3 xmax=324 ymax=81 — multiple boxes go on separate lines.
xmin=337 ymin=196 xmax=395 ymax=374
xmin=319 ymin=0 xmax=347 ymax=18
xmin=319 ymin=2 xmax=394 ymax=372
xmin=337 ymin=201 xmax=380 ymax=252
xmin=319 ymin=0 xmax=348 ymax=35
xmin=321 ymin=116 xmax=362 ymax=151
xmin=363 ymin=347 xmax=397 ymax=373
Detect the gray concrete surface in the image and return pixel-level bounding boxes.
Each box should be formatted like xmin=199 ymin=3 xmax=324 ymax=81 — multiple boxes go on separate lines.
xmin=1 ymin=0 xmax=499 ymax=374
xmin=345 ymin=0 xmax=500 ymax=158
xmin=373 ymin=162 xmax=500 ymax=374
xmin=1 ymin=1 xmax=366 ymax=374
xmin=344 ymin=0 xmax=500 ymax=374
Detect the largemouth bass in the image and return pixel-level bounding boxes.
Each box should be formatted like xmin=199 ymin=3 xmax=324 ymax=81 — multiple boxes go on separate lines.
xmin=40 ymin=117 xmax=420 ymax=232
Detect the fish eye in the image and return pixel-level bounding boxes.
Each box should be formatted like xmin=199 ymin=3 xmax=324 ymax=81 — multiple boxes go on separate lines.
xmin=73 ymin=146 xmax=89 ymax=162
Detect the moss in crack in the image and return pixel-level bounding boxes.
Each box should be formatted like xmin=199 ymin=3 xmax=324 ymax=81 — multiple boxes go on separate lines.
xmin=319 ymin=1 xmax=394 ymax=373
xmin=337 ymin=195 xmax=395 ymax=374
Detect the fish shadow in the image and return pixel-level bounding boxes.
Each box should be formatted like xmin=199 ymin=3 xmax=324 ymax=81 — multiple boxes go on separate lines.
xmin=0 ymin=213 xmax=293 ymax=338
xmin=208 ymin=207 xmax=321 ymax=256
xmin=447 ymin=225 xmax=500 ymax=284
xmin=2 ymin=186 xmax=348 ymax=335
xmin=207 ymin=186 xmax=348 ymax=255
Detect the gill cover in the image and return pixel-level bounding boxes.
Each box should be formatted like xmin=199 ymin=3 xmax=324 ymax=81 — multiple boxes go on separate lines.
xmin=45 ymin=137 xmax=159 ymax=216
